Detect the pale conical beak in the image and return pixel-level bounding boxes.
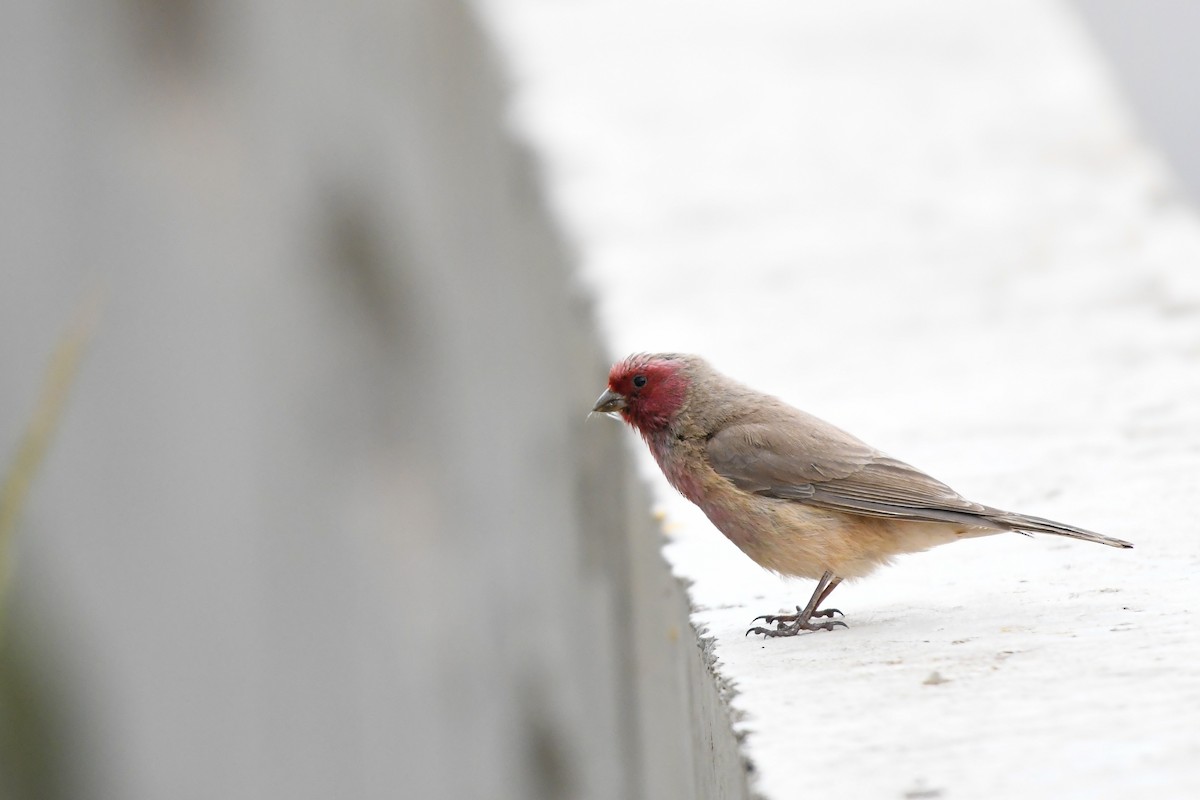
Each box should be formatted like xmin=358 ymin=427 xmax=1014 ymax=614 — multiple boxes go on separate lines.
xmin=591 ymin=389 xmax=627 ymax=414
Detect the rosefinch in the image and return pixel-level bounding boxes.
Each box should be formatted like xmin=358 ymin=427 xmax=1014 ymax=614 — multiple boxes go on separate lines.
xmin=592 ymin=353 xmax=1133 ymax=637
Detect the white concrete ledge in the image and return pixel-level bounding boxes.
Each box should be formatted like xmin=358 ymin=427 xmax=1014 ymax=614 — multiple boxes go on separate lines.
xmin=486 ymin=1 xmax=1200 ymax=796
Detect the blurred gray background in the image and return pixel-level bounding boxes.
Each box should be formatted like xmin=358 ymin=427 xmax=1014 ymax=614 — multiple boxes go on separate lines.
xmin=0 ymin=1 xmax=746 ymax=798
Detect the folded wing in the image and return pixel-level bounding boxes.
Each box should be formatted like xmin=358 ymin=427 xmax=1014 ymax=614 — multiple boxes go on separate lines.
xmin=706 ymin=412 xmax=997 ymax=529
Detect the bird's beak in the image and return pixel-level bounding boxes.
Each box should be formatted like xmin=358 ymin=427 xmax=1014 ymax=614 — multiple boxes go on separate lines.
xmin=591 ymin=388 xmax=627 ymax=414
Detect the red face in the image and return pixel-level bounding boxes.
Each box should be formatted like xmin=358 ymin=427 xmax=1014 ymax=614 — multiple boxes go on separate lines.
xmin=597 ymin=354 xmax=689 ymax=433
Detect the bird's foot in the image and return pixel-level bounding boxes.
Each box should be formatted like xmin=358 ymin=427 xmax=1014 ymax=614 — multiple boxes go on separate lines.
xmin=750 ymin=605 xmax=843 ymax=626
xmin=746 ymin=605 xmax=848 ymax=637
xmin=746 ymin=618 xmax=847 ymax=637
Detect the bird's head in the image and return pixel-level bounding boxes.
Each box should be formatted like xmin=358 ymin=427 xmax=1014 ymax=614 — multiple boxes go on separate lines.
xmin=592 ymin=353 xmax=691 ymax=434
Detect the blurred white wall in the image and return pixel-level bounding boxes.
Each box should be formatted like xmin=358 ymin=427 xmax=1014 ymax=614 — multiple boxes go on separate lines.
xmin=1075 ymin=0 xmax=1200 ymax=204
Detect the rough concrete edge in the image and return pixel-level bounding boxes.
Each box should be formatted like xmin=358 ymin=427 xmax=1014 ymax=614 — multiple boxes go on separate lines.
xmin=466 ymin=5 xmax=758 ymax=796
xmin=613 ymin=451 xmax=755 ymax=800
xmin=501 ymin=102 xmax=756 ymax=800
xmin=692 ymin=619 xmax=762 ymax=798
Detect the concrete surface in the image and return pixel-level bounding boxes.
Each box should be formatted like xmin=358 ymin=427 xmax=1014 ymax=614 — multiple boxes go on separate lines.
xmin=484 ymin=0 xmax=1200 ymax=797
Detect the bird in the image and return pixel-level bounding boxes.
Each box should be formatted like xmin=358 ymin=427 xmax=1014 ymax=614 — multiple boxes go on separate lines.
xmin=592 ymin=353 xmax=1133 ymax=638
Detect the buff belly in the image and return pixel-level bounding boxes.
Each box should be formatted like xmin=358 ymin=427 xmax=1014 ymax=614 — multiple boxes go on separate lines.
xmin=700 ymin=492 xmax=993 ymax=580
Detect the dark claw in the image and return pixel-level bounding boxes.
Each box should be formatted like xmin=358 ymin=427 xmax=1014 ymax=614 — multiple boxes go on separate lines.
xmin=747 ymin=619 xmax=848 ymax=638
xmin=751 ymin=605 xmax=804 ymax=627
xmin=812 ymin=608 xmax=843 ymax=618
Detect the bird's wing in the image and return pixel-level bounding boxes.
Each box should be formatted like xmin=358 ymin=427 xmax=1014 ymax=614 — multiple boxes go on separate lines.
xmin=706 ymin=415 xmax=995 ymax=528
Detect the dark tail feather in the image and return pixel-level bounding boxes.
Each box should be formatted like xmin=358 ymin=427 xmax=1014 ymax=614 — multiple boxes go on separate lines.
xmin=988 ymin=511 xmax=1133 ymax=549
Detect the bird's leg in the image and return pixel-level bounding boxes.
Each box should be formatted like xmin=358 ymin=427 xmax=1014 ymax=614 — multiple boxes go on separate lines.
xmin=751 ymin=574 xmax=844 ymax=625
xmin=810 ymin=575 xmax=844 ymax=618
xmin=747 ymin=571 xmax=848 ymax=637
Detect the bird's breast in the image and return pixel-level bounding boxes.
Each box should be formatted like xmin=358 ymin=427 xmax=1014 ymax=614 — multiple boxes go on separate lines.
xmin=645 ymin=432 xmax=709 ymax=505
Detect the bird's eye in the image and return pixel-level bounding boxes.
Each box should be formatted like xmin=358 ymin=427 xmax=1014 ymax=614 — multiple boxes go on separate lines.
xmin=632 ymin=374 xmax=647 ymax=388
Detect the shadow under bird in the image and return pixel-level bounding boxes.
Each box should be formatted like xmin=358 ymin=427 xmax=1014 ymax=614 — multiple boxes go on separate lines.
xmin=592 ymin=353 xmax=1133 ymax=638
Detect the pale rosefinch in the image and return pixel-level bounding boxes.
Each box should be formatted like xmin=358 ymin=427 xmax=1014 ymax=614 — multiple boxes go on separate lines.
xmin=593 ymin=353 xmax=1132 ymax=637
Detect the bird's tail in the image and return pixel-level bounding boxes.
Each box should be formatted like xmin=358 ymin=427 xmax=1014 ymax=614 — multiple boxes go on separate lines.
xmin=987 ymin=511 xmax=1133 ymax=549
